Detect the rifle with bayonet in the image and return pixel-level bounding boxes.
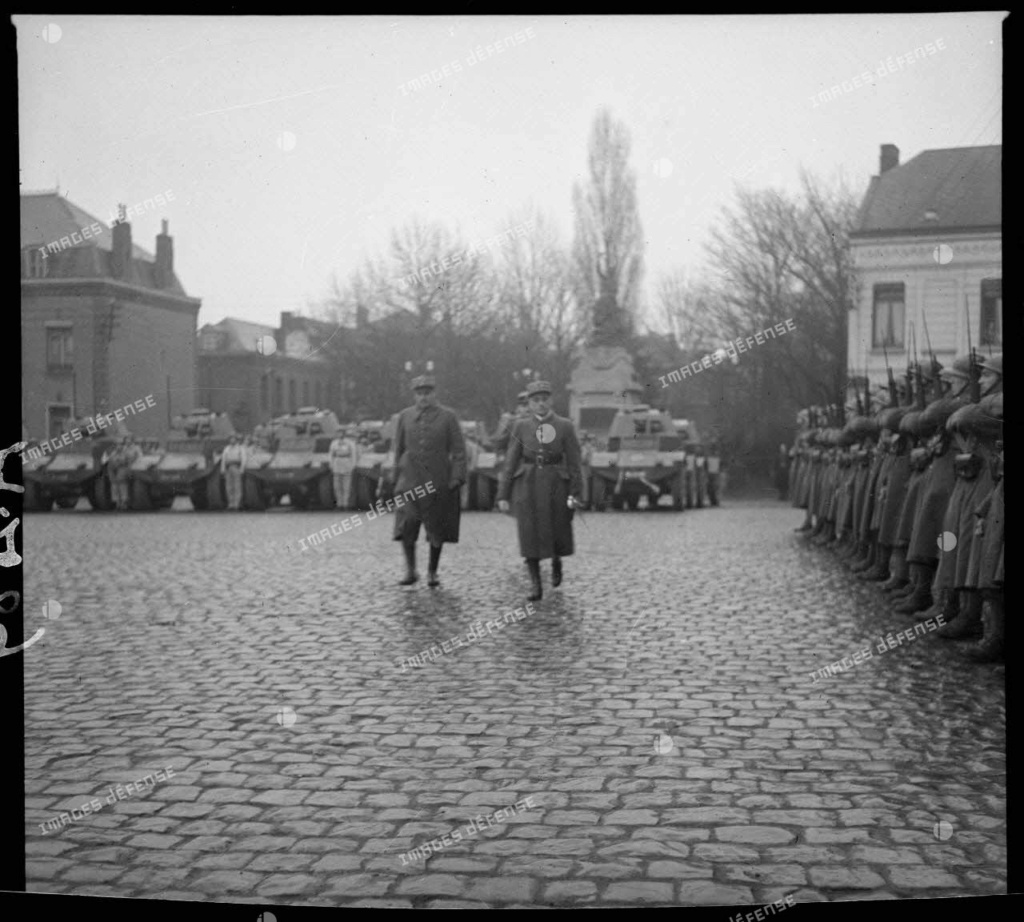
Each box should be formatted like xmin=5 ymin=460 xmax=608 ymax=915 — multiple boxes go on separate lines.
xmin=922 ymin=309 xmax=943 ymax=400
xmin=966 ymin=296 xmax=981 ymax=402
xmin=882 ymin=342 xmax=898 ymax=408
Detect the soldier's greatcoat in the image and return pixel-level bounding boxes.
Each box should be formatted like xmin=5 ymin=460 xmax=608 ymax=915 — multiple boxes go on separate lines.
xmin=498 ymin=412 xmax=583 ymax=560
xmin=391 ymin=403 xmax=466 ymax=544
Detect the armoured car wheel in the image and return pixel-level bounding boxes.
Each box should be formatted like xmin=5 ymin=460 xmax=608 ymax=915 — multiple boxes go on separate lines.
xmin=88 ymin=477 xmax=114 ymax=511
xmin=191 ymin=483 xmax=209 ymax=511
xmin=672 ymin=471 xmax=684 ymax=511
xmin=206 ymin=473 xmax=226 ymax=510
xmin=243 ymin=475 xmax=267 ymax=511
xmin=55 ymin=495 xmax=78 ymax=509
xmin=355 ymin=475 xmax=375 ymax=511
xmin=318 ymin=475 xmax=335 ymax=509
xmin=130 ymin=479 xmax=153 ymax=511
xmin=24 ymin=479 xmax=43 ymax=511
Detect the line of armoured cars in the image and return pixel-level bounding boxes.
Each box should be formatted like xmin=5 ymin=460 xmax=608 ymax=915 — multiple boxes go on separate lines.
xmin=22 ymin=405 xmax=715 ymax=513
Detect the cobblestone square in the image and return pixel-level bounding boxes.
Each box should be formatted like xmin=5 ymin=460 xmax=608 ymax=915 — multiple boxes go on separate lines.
xmin=22 ymin=501 xmax=1006 ymax=907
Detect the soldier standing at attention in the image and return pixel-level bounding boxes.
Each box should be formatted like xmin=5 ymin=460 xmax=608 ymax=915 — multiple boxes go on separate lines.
xmin=497 ymin=380 xmax=583 ymax=602
xmin=220 ymin=434 xmax=246 ymax=511
xmin=389 ymin=373 xmax=466 ymax=587
xmin=329 ymin=428 xmax=357 ymax=510
xmin=111 ymin=436 xmax=139 ymax=511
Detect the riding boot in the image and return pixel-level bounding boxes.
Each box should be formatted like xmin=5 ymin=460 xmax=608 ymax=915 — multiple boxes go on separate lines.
xmin=839 ymin=539 xmax=863 ymax=562
xmin=812 ymin=524 xmax=835 ymax=546
xmin=526 ymin=558 xmax=543 ymax=602
xmin=859 ymin=543 xmax=891 ymax=581
xmin=552 ymin=557 xmax=562 ymax=587
xmin=966 ymin=594 xmax=1004 ymax=661
xmin=894 ymin=563 xmax=934 ymax=614
xmin=850 ymin=541 xmax=876 ymax=573
xmin=399 ymin=542 xmax=418 ymax=585
xmin=427 ymin=544 xmax=442 ymax=587
xmin=936 ymin=589 xmax=984 ymax=638
xmin=881 ymin=547 xmax=910 ymax=593
xmin=916 ymin=585 xmax=959 ymax=625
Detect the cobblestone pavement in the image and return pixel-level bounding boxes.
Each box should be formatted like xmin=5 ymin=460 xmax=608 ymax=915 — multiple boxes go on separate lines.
xmin=22 ymin=499 xmax=1006 ymax=907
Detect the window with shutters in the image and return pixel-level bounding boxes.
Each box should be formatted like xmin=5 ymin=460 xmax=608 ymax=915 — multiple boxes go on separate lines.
xmin=872 ymin=283 xmax=905 ymax=348
xmin=980 ymin=279 xmax=1001 ymax=346
xmin=46 ymin=325 xmax=74 ymax=370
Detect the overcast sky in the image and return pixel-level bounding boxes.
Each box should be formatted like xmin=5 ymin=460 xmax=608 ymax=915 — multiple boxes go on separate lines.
xmin=17 ymin=13 xmax=1003 ymax=332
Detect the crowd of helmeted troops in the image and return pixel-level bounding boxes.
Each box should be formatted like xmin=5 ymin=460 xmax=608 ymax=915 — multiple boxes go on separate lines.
xmin=784 ymin=350 xmax=1003 ymax=662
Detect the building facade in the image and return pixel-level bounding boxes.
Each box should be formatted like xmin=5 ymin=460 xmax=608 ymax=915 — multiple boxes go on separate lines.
xmin=197 ymin=312 xmax=339 ymax=431
xmin=20 ymin=193 xmax=201 ymax=440
xmin=848 ymin=144 xmax=1001 ymax=384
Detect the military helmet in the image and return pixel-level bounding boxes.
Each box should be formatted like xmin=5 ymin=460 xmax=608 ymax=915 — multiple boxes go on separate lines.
xmin=921 ymin=395 xmax=967 ymax=434
xmin=939 ymin=354 xmax=972 ymax=381
xmin=516 ymin=391 xmax=529 ymax=404
xmin=948 ymin=402 xmax=1002 ymax=440
xmin=980 ymin=353 xmax=1003 ymax=377
xmin=899 ymin=410 xmax=923 ymax=437
xmin=878 ymin=407 xmax=907 ymax=432
xmin=848 ymin=416 xmax=879 ymax=439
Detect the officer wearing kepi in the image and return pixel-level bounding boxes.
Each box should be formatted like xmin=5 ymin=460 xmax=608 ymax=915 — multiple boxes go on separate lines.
xmin=388 ymin=371 xmax=467 ymax=587
xmin=497 ymin=380 xmax=583 ymax=601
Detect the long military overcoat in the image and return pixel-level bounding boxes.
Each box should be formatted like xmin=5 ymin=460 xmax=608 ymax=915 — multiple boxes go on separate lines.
xmin=391 ymin=403 xmax=466 ymax=544
xmin=497 ymin=412 xmax=582 ymax=560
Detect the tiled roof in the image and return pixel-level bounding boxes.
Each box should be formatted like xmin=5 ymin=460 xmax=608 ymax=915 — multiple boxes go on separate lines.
xmin=20 ymin=191 xmax=190 ymax=295
xmin=853 ymin=146 xmax=1001 ymax=236
xmin=200 ymin=318 xmax=277 ymax=353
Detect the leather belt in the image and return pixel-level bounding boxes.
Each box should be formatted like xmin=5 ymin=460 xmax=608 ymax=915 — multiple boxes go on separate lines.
xmin=523 ymin=454 xmax=563 ymax=466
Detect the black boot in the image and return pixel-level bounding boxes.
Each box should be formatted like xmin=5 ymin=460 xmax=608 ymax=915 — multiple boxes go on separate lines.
xmin=936 ymin=590 xmax=983 ymax=639
xmin=894 ymin=563 xmax=934 ymax=614
xmin=917 ymin=585 xmax=958 ymax=625
xmin=966 ymin=595 xmax=1003 ymax=661
xmin=428 ymin=544 xmax=442 ymax=587
xmin=399 ymin=542 xmax=418 ymax=585
xmin=552 ymin=557 xmax=562 ymax=587
xmin=881 ymin=547 xmax=909 ymax=593
xmin=526 ymin=558 xmax=542 ymax=602
xmin=859 ymin=543 xmax=891 ymax=581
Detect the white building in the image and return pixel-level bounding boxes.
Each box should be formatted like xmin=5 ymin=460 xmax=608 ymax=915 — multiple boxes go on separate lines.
xmin=848 ymin=144 xmax=1001 ymax=385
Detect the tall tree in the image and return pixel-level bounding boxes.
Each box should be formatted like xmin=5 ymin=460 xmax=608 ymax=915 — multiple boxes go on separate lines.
xmin=572 ymin=109 xmax=644 ymax=346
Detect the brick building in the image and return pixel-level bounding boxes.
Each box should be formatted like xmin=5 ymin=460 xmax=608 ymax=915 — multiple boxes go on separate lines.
xmin=849 ymin=144 xmax=1001 ymax=384
xmin=20 ymin=192 xmax=201 ymax=441
xmin=197 ymin=312 xmax=339 ymax=431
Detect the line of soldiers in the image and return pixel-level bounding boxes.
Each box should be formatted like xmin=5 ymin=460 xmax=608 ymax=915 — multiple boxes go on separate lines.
xmin=787 ymin=351 xmax=1004 ymax=662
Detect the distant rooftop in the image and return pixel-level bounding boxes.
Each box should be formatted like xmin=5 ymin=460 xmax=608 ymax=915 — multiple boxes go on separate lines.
xmin=20 ymin=191 xmax=191 ymax=295
xmin=853 ymin=145 xmax=1001 ymax=237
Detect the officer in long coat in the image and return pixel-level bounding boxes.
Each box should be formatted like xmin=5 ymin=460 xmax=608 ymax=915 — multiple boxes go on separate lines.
xmin=389 ymin=374 xmax=466 ymax=587
xmin=497 ymin=380 xmax=583 ymax=601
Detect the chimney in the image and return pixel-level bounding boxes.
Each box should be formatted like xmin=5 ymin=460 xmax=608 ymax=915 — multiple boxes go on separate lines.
xmin=880 ymin=144 xmax=900 ymax=174
xmin=111 ymin=204 xmax=132 ymax=280
xmin=154 ymin=219 xmax=173 ymax=288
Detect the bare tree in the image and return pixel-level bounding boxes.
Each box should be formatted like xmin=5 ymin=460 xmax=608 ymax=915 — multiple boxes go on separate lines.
xmin=572 ymin=108 xmax=644 ymax=345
